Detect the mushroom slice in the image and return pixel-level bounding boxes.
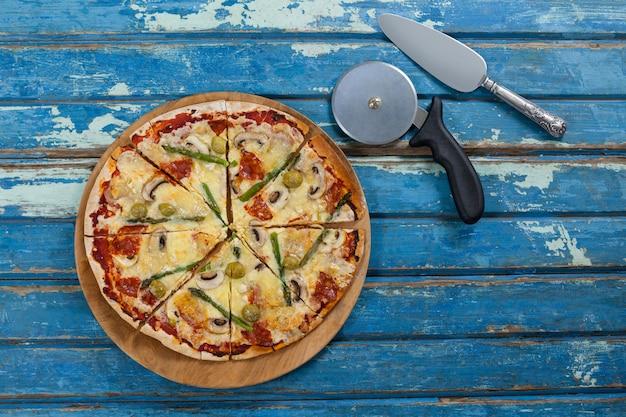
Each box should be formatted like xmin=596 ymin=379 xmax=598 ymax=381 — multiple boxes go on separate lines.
xmin=247 ymin=224 xmax=268 ymax=247
xmin=308 ymin=163 xmax=326 ymax=199
xmin=230 ymin=174 xmax=241 ymax=195
xmin=142 ymin=176 xmax=168 ymax=201
xmin=113 ymin=254 xmax=138 ymax=267
xmin=184 ymin=134 xmax=210 ymax=154
xmin=289 ymin=275 xmax=308 ymax=302
xmin=196 ymin=270 xmax=225 ymax=290
xmin=235 ymin=131 xmax=268 ymax=150
xmin=267 ymin=183 xmax=290 ymax=211
xmin=319 ymin=229 xmax=346 ymax=253
xmin=207 ymin=317 xmax=229 ymax=334
xmin=148 ymin=228 xmax=168 ymax=253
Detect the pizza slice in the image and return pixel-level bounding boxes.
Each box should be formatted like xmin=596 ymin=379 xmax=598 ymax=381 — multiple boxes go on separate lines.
xmin=226 ymin=101 xmax=309 ymax=218
xmin=84 ymin=229 xmax=220 ymax=329
xmin=140 ymin=255 xmax=233 ymax=361
xmin=84 ymin=146 xmax=225 ymax=236
xmin=130 ymin=101 xmax=229 ymax=226
xmin=226 ymin=235 xmax=321 ymax=360
xmin=232 ymin=134 xmax=364 ymax=229
xmin=240 ymin=225 xmax=364 ymax=317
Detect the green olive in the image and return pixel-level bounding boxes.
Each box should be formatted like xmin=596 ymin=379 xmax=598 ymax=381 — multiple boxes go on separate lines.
xmin=149 ymin=280 xmax=167 ymax=298
xmin=283 ymin=255 xmax=300 ymax=270
xmin=130 ymin=202 xmax=148 ymax=218
xmin=158 ymin=203 xmax=176 ymax=217
xmin=225 ymin=261 xmax=246 ymax=279
xmin=242 ymin=304 xmax=261 ymax=322
xmin=282 ymin=170 xmax=303 ymax=189
xmin=211 ymin=136 xmax=227 ymax=154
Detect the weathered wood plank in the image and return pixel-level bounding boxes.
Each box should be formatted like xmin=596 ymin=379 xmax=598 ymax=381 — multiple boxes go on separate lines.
xmin=368 ymin=217 xmax=625 ymax=274
xmin=1 ymin=217 xmax=624 ymax=277
xmin=2 ymin=157 xmax=625 ymax=220
xmin=3 ymin=394 xmax=626 ymax=416
xmin=1 ymin=338 xmax=624 ymax=397
xmin=1 ymin=42 xmax=623 ymax=101
xmin=1 ymin=100 xmax=624 ymax=154
xmin=1 ymin=276 xmax=624 ymax=341
xmin=1 ymin=0 xmax=624 ymax=37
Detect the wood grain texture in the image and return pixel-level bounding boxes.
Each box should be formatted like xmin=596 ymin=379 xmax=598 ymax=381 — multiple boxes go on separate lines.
xmin=0 ymin=0 xmax=624 ymax=413
xmin=0 ymin=0 xmax=624 ymax=37
xmin=1 ymin=42 xmax=624 ymax=101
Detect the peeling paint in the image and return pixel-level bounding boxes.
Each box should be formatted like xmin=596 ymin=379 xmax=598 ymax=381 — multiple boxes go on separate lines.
xmin=132 ymin=0 xmax=378 ymax=33
xmin=566 ymin=340 xmax=615 ymax=387
xmin=0 ymin=166 xmax=90 ymax=218
xmin=517 ymin=221 xmax=592 ymax=266
xmin=291 ymin=43 xmax=364 ymax=58
xmin=35 ymin=106 xmax=130 ymax=148
xmin=107 ymin=82 xmax=131 ymax=96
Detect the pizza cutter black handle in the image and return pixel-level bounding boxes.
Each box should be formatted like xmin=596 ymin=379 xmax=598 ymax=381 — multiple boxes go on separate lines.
xmin=410 ymin=97 xmax=484 ymax=224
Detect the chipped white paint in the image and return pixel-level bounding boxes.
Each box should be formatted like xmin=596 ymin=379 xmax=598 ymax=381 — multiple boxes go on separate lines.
xmin=566 ymin=340 xmax=615 ymax=387
xmin=352 ymin=156 xmax=446 ymax=177
xmin=0 ymin=166 xmax=90 ymax=218
xmin=420 ymin=19 xmax=445 ymax=29
xmin=490 ymin=128 xmax=501 ymax=142
xmin=36 ymin=106 xmax=130 ymax=148
xmin=517 ymin=221 xmax=592 ymax=266
xmin=104 ymin=103 xmax=144 ymax=112
xmin=291 ymin=43 xmax=364 ymax=58
xmin=131 ymin=0 xmax=376 ymax=33
xmin=311 ymin=86 xmax=332 ymax=94
xmin=477 ymin=161 xmax=563 ymax=197
xmin=107 ymin=82 xmax=131 ymax=96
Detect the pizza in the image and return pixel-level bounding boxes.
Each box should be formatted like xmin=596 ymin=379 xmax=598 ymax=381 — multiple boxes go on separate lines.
xmin=82 ymin=96 xmax=367 ymax=361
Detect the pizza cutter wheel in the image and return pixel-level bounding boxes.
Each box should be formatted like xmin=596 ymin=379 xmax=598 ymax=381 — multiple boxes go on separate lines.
xmin=332 ymin=61 xmax=484 ymax=224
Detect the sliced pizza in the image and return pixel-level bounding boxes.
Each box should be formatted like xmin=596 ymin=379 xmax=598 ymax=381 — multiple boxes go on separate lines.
xmin=232 ymin=134 xmax=364 ymax=229
xmin=84 ymin=146 xmax=224 ymax=236
xmin=83 ymin=96 xmax=368 ymax=363
xmin=84 ymin=229 xmax=220 ymax=329
xmin=240 ymin=226 xmax=364 ymax=316
xmin=226 ymin=101 xmax=309 ymax=220
xmin=130 ymin=101 xmax=229 ymax=225
xmin=141 ymin=267 xmax=233 ymax=361
xmin=226 ymin=235 xmax=321 ymax=360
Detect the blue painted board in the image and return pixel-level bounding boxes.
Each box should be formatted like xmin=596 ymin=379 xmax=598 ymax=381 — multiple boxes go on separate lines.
xmin=1 ymin=42 xmax=624 ymax=101
xmin=1 ymin=217 xmax=624 ymax=278
xmin=1 ymin=100 xmax=625 ymax=153
xmin=1 ymin=276 xmax=624 ymax=341
xmin=3 ymin=395 xmax=626 ymax=416
xmin=1 ymin=0 xmax=624 ymax=37
xmin=1 ymin=158 xmax=625 ymax=220
xmin=1 ymin=338 xmax=624 ymax=397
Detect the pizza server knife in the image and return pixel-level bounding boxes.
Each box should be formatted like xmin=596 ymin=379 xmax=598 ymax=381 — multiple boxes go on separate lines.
xmin=332 ymin=61 xmax=484 ymax=224
xmin=378 ymin=13 xmax=567 ymax=138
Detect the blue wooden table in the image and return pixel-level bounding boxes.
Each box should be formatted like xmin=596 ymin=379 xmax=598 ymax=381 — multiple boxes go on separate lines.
xmin=1 ymin=1 xmax=625 ymax=415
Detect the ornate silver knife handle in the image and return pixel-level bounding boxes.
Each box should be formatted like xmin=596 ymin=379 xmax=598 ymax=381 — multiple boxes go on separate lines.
xmin=482 ymin=78 xmax=566 ymax=138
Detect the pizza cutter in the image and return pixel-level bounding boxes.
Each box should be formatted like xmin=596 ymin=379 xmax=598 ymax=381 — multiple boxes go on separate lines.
xmin=331 ymin=61 xmax=484 ymax=224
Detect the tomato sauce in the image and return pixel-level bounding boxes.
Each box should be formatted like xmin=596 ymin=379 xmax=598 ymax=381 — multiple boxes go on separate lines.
xmin=163 ymin=158 xmax=192 ymax=180
xmin=245 ymin=195 xmax=273 ymax=221
xmin=239 ymin=150 xmax=265 ymax=181
xmin=110 ymin=234 xmax=141 ymax=258
xmin=312 ymin=271 xmax=338 ymax=309
xmin=242 ymin=322 xmax=274 ymax=347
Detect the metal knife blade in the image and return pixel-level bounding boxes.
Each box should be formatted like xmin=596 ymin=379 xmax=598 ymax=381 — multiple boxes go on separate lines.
xmin=378 ymin=13 xmax=567 ymax=138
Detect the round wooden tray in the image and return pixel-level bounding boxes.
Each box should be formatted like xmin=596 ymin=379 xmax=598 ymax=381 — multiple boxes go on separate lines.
xmin=74 ymin=92 xmax=370 ymax=388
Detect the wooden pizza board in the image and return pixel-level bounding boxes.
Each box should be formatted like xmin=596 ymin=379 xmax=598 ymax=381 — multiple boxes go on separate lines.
xmin=74 ymin=92 xmax=370 ymax=388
